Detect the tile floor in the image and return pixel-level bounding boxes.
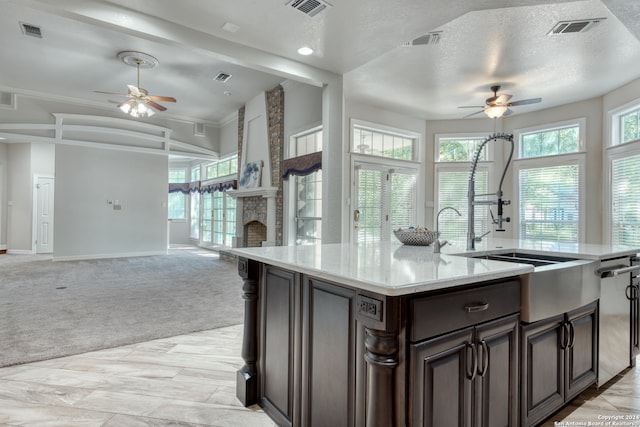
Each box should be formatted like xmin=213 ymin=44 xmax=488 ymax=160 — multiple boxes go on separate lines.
xmin=0 ymin=323 xmax=637 ymax=426
xmin=0 ymin=324 xmax=274 ymax=426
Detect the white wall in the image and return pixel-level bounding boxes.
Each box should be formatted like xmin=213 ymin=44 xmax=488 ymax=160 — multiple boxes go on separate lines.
xmin=219 ymin=115 xmax=239 ymax=157
xmin=7 ymin=144 xmax=32 ymax=252
xmin=54 ymin=144 xmax=168 ymax=260
xmin=0 ymin=142 xmax=7 ymax=249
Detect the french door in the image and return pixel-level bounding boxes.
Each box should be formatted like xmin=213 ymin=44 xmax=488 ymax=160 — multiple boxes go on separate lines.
xmin=352 ymin=161 xmax=417 ymax=242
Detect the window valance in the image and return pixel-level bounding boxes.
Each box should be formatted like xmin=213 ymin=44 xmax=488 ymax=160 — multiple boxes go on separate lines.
xmin=282 ymin=151 xmax=322 ymax=180
xmin=168 ymin=179 xmax=237 ymax=194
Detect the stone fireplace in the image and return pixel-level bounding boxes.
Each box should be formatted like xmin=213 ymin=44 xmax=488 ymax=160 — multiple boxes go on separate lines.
xmin=228 ymin=84 xmax=284 ymax=248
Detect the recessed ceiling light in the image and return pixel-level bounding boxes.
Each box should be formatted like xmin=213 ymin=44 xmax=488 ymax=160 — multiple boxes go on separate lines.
xmin=297 ymin=46 xmax=314 ymax=56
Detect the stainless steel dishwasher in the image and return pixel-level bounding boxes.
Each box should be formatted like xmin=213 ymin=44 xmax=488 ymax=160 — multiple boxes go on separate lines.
xmin=596 ymin=257 xmax=640 ymax=386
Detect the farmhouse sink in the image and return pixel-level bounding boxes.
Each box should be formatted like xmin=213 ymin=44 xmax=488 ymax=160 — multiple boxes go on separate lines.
xmin=461 ymin=249 xmax=599 ymax=322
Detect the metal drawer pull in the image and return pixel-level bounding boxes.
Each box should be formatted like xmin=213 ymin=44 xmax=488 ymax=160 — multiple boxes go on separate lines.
xmin=597 ymin=264 xmax=640 ymax=278
xmin=464 ymin=302 xmax=489 ymax=313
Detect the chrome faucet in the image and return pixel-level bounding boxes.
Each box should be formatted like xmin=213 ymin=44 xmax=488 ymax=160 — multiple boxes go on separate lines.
xmin=434 ymin=206 xmax=462 ymax=253
xmin=467 ymin=133 xmax=514 ymax=250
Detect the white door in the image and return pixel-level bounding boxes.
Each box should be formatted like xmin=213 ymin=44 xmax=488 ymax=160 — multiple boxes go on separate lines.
xmin=36 ymin=176 xmax=54 ymax=253
xmin=352 ymin=162 xmax=417 ymax=242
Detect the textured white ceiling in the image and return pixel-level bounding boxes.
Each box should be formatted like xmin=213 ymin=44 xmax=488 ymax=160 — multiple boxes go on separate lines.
xmin=1 ymin=0 xmax=639 ymax=123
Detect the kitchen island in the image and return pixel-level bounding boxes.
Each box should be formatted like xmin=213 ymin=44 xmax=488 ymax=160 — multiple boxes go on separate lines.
xmin=231 ymin=238 xmax=639 ymax=427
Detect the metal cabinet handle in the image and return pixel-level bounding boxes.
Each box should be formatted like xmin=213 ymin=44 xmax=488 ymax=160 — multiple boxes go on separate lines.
xmin=560 ymin=322 xmax=570 ymax=350
xmin=464 ymin=302 xmax=489 ymax=313
xmin=597 ymin=264 xmax=640 ymax=278
xmin=627 ymin=285 xmax=634 ymax=301
xmin=568 ymin=321 xmax=575 ymax=348
xmin=466 ymin=342 xmax=478 ymax=381
xmin=478 ymin=339 xmax=489 ymax=378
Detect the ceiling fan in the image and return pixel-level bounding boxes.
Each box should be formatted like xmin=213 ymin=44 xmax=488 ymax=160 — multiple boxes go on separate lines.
xmin=95 ymin=51 xmax=176 ymax=118
xmin=459 ymin=85 xmax=541 ymax=119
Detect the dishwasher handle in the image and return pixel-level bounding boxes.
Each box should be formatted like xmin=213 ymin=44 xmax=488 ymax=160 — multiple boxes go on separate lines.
xmin=596 ymin=264 xmax=640 ymax=278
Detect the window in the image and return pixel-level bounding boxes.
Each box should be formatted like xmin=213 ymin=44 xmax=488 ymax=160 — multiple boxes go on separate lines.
xmin=435 ymin=135 xmax=490 ymax=240
xmin=610 ymin=154 xmax=640 ymax=245
xmin=287 ymin=128 xmax=323 ymax=245
xmin=190 ymin=165 xmax=201 ymax=239
xmin=206 ymin=154 xmax=238 ymax=179
xmin=294 ymin=171 xmax=322 ymax=245
xmin=518 ymin=163 xmax=580 ymax=242
xmin=519 ymin=125 xmax=580 ymax=158
xmin=515 ymin=120 xmax=584 ymax=242
xmin=620 ymin=107 xmax=640 ymax=144
xmin=608 ymin=102 xmax=640 ymax=245
xmin=352 ymin=121 xmax=417 ymax=161
xmin=168 ymin=168 xmax=187 ymax=221
xmin=289 ymin=127 xmax=322 ymax=158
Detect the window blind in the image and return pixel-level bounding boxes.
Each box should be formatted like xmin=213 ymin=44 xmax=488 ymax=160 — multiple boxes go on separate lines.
xmin=519 ymin=164 xmax=579 ymax=242
xmin=437 ymin=169 xmax=488 ymax=240
xmin=612 ymin=154 xmax=640 ymax=246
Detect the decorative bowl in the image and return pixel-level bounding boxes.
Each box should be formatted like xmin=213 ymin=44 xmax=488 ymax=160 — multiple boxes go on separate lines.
xmin=393 ymin=228 xmax=440 ymax=246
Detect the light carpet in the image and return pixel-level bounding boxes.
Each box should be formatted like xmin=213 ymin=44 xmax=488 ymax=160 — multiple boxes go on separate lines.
xmin=0 ymin=246 xmax=243 ymax=367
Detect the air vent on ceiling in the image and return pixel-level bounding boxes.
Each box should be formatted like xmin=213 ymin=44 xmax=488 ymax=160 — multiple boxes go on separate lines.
xmin=0 ymin=91 xmax=16 ymax=109
xmin=20 ymin=22 xmax=42 ymax=38
xmin=548 ymin=18 xmax=605 ymax=35
xmin=401 ymin=31 xmax=442 ymax=47
xmin=194 ymin=123 xmax=206 ymax=136
xmin=213 ymin=72 xmax=232 ymax=83
xmin=286 ymin=0 xmax=332 ymax=17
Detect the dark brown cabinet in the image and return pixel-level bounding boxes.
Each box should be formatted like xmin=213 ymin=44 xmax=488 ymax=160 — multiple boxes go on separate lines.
xmin=258 ymin=266 xmax=358 ymax=427
xmin=408 ymin=279 xmax=521 ymax=427
xmin=520 ymin=302 xmax=598 ymax=427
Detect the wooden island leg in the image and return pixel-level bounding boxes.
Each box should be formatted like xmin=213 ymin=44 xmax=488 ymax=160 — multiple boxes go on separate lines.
xmin=236 ymin=257 xmax=260 ymax=406
xmin=364 ymin=327 xmax=398 ymax=427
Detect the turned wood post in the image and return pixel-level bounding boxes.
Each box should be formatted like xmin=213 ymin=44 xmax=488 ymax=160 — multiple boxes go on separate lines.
xmin=364 ymin=327 xmax=398 ymax=427
xmin=236 ymin=257 xmax=260 ymax=406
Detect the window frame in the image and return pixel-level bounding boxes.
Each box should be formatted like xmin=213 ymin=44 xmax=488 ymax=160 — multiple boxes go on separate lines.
xmin=350 ymin=118 xmax=421 ymax=162
xmin=605 ymin=99 xmax=640 ymax=244
xmin=514 ymin=118 xmax=586 ymax=160
xmin=512 ymin=152 xmax=586 ymax=242
xmin=168 ymin=167 xmax=188 ymax=222
xmin=434 ymin=133 xmax=495 ymax=239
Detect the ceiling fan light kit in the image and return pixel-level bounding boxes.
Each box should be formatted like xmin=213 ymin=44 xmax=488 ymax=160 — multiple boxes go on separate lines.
xmin=94 ymin=51 xmax=176 ymax=119
xmin=459 ymin=85 xmax=541 ymax=119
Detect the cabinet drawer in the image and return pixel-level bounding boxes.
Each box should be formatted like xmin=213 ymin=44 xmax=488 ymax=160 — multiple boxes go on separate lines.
xmin=410 ymin=279 xmax=520 ymax=342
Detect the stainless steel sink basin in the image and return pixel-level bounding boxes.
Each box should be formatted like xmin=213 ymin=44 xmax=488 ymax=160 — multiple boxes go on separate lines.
xmin=460 ymin=250 xmax=599 ymax=322
xmin=474 ymin=251 xmax=579 ymax=267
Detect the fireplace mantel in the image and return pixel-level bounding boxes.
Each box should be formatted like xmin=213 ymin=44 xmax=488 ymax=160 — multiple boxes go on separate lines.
xmin=227 ymin=187 xmax=278 ymax=199
xmin=228 ymin=186 xmax=278 ymax=248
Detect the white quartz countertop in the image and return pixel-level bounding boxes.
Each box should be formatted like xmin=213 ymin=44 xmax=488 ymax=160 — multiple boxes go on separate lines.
xmin=230 ymin=238 xmax=640 ymax=296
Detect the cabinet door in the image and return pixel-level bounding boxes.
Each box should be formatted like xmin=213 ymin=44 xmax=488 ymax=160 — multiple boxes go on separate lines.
xmin=520 ymin=315 xmax=565 ymax=427
xmin=410 ymin=328 xmax=475 ymax=427
xmin=260 ymin=266 xmax=299 ymax=427
xmin=565 ymin=302 xmax=598 ymax=400
xmin=474 ymin=314 xmax=519 ymax=427
xmin=301 ymin=277 xmax=357 ymax=427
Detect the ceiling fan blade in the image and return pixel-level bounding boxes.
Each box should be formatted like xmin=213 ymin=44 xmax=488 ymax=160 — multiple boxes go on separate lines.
xmin=147 ymin=95 xmax=176 ymax=103
xmin=116 ymin=99 xmax=135 ymax=108
xmin=94 ymin=90 xmax=130 ymax=97
xmin=458 ymin=105 xmax=484 ymax=109
xmin=463 ymin=110 xmax=484 ymax=118
xmin=146 ymin=100 xmax=167 ymax=111
xmin=503 ymin=108 xmax=514 ymax=117
xmin=508 ymin=97 xmax=542 ymax=107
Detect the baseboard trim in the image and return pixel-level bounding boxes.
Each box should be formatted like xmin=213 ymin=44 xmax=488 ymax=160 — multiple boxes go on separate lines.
xmin=7 ymin=249 xmax=35 ymax=255
xmin=52 ymin=250 xmax=168 ymax=262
